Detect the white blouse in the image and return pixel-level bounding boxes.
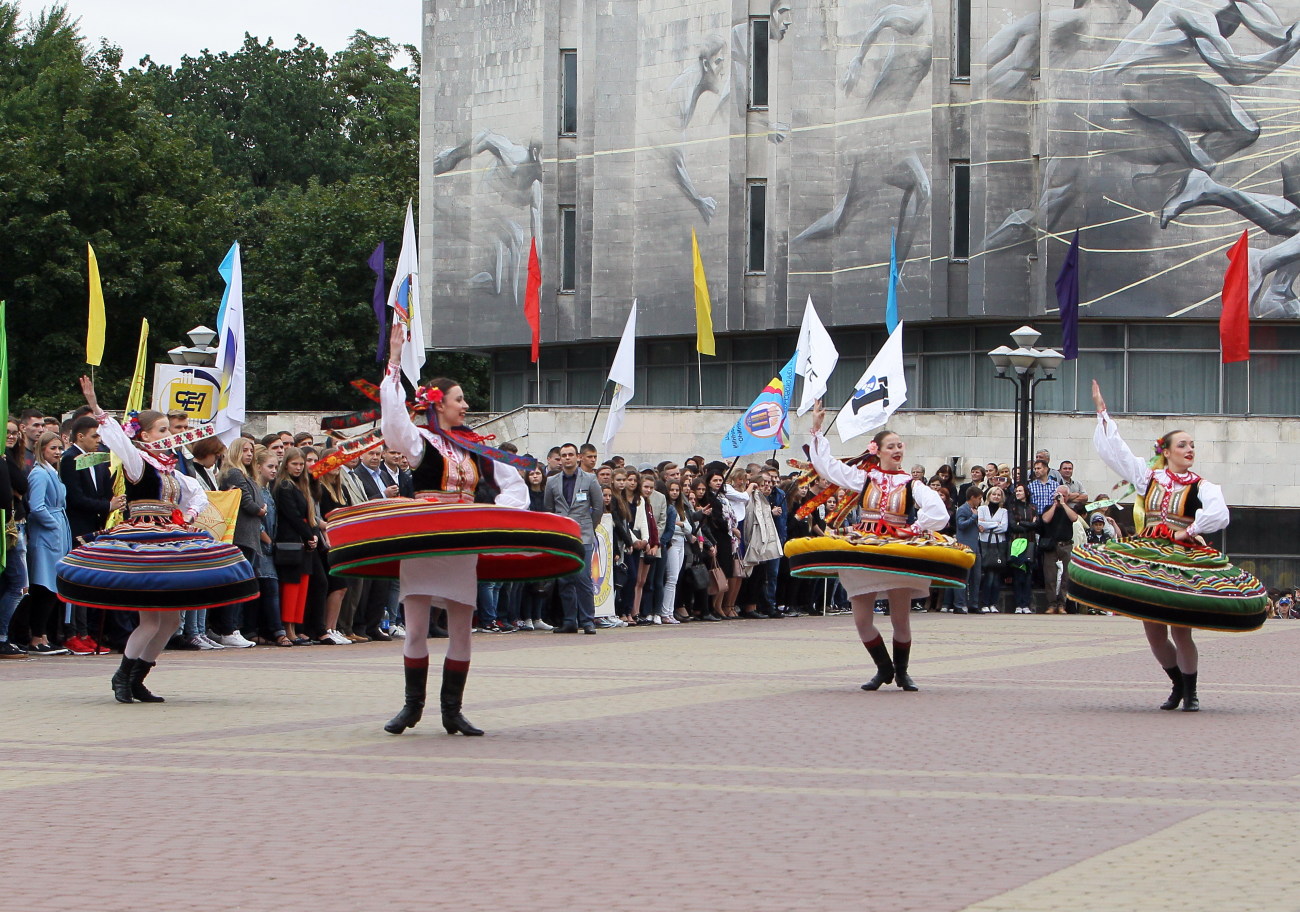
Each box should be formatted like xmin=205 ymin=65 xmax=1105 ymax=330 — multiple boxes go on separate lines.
xmin=1093 ymin=410 xmax=1228 ymax=537
xmin=807 ymin=432 xmax=950 ymax=533
xmin=379 ymin=364 xmax=527 ymax=509
xmin=95 ymin=411 xmax=208 ymax=521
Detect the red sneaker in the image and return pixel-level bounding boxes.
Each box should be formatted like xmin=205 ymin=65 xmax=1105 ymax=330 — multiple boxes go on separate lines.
xmin=82 ymin=636 xmax=109 ymax=654
xmin=65 ymin=636 xmax=93 ymax=655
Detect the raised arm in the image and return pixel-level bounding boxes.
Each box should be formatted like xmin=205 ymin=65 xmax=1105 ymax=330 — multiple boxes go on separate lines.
xmin=1091 ymin=380 xmax=1152 ymax=492
xmin=380 ymin=324 xmax=424 ymax=466
xmin=81 ymin=375 xmax=144 ymax=482
xmin=807 ymin=400 xmax=868 ymax=492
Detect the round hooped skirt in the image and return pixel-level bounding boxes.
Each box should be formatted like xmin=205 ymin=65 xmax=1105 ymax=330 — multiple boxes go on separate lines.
xmin=786 ymin=531 xmax=976 ymax=596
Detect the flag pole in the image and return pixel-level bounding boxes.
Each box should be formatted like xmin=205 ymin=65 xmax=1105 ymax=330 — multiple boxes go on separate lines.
xmin=585 ymin=381 xmax=610 ymax=446
xmin=697 ymin=352 xmax=703 ymax=406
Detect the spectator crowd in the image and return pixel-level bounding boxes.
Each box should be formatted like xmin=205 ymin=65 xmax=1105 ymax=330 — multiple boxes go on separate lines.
xmin=2 ymin=406 xmax=1294 ymax=660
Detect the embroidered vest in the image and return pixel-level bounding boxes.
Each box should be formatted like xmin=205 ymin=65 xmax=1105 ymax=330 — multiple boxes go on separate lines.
xmin=1140 ymin=474 xmax=1201 ymax=535
xmin=410 ymin=435 xmax=487 ymax=504
xmin=124 ymin=461 xmax=181 ymax=506
xmin=858 ymin=470 xmax=915 ymax=531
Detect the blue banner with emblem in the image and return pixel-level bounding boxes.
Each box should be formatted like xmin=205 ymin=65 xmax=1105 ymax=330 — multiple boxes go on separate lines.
xmin=720 ymin=353 xmax=797 ymax=457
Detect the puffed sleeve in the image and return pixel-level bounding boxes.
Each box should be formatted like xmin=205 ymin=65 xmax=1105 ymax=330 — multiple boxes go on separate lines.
xmin=809 ymin=431 xmax=868 ymax=493
xmin=95 ymin=411 xmax=143 ymax=482
xmin=176 ymin=470 xmax=209 ymax=523
xmin=490 ymin=460 xmax=528 ymax=510
xmin=1094 ymin=411 xmax=1153 ymax=495
xmin=379 ymin=363 xmax=424 ymax=467
xmin=910 ymin=479 xmax=950 ymax=532
xmin=1187 ymin=480 xmax=1229 ymax=537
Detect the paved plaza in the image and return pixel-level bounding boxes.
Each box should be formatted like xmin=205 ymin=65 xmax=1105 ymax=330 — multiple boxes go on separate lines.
xmin=2 ymin=614 xmax=1298 ymax=912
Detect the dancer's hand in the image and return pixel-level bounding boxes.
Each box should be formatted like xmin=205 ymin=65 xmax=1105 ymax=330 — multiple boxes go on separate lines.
xmin=388 ymin=322 xmax=405 ymax=367
xmin=1091 ymin=380 xmax=1106 ymax=414
xmin=78 ymin=375 xmax=99 ymax=412
xmin=810 ymin=399 xmax=826 ymax=435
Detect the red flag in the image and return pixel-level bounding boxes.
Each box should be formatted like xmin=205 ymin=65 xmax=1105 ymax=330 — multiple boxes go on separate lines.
xmin=1220 ymin=229 xmax=1250 ymax=363
xmin=525 ymin=238 xmax=541 ymax=363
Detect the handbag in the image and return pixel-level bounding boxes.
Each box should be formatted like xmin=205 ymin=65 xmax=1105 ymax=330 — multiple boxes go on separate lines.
xmin=707 ymin=563 xmax=728 ymax=595
xmin=980 ymin=540 xmax=1006 ymax=572
xmin=273 ymin=541 xmax=306 ymax=571
xmin=687 ymin=562 xmax=710 ymax=591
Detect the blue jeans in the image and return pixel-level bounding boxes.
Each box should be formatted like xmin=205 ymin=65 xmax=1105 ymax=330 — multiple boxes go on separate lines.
xmin=0 ymin=524 xmax=28 ymax=642
xmin=476 ymin=581 xmax=502 ymax=625
xmin=955 ymin=557 xmax=982 ymax=610
xmin=763 ymin=557 xmax=781 ymax=612
xmin=557 ymin=544 xmax=596 ymax=629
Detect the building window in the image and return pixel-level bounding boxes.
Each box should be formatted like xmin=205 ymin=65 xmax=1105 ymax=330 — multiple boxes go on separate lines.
xmin=953 ymin=0 xmax=971 ymax=81
xmin=951 ymin=161 xmax=970 ymax=261
xmin=747 ymin=180 xmax=767 ymax=273
xmin=749 ymin=18 xmax=769 ymax=109
xmin=560 ymin=50 xmax=578 ymax=136
xmin=559 ymin=206 xmax=577 ymax=292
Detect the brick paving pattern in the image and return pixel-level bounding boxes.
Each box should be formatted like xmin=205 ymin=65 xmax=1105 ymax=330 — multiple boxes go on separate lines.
xmin=2 ymin=614 xmax=1298 ymax=912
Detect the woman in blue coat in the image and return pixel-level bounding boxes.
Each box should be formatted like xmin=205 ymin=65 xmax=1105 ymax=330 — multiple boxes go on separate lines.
xmin=26 ymin=431 xmax=73 ymax=654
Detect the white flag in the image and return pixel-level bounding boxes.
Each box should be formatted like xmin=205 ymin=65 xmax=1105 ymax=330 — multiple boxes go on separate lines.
xmin=795 ymin=295 xmax=839 ymax=416
xmin=386 ymin=201 xmax=426 ymax=386
xmin=213 ymin=242 xmax=246 ymax=445
xmin=601 ymin=300 xmax=637 ymax=451
xmin=836 ymin=322 xmax=906 ymax=443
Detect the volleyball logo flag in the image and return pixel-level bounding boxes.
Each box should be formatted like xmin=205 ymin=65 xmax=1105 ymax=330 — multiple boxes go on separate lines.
xmin=386 ymin=201 xmax=426 ymax=386
xmin=721 ymin=352 xmax=797 ymax=457
xmin=836 ymin=322 xmax=906 ymax=443
xmin=213 ymin=242 xmax=246 ymax=445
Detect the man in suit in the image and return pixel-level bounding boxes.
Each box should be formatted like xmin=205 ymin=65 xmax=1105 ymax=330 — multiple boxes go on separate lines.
xmin=543 ymin=442 xmax=604 ymax=634
xmin=954 ymin=487 xmax=983 ymax=615
xmin=349 ymin=446 xmax=393 ymax=640
xmin=380 ymin=447 xmax=415 ymax=498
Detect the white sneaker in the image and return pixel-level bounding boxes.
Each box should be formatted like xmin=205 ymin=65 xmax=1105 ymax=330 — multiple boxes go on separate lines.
xmin=215 ymin=631 xmax=255 ymax=648
xmin=516 ymin=620 xmax=535 ymax=631
xmin=329 ymin=630 xmax=352 ymax=645
xmin=390 ymin=625 xmax=406 ymax=639
xmin=651 ymin=615 xmax=662 ymax=625
xmin=531 ymin=619 xmax=554 ymax=631
xmin=189 ymin=635 xmax=217 ymax=650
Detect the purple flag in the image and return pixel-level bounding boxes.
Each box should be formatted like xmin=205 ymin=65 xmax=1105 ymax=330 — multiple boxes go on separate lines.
xmin=1055 ymin=230 xmax=1080 ymax=360
xmin=368 ymin=242 xmax=386 ymax=362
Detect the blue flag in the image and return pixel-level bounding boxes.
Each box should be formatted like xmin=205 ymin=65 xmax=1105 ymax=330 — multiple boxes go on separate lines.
xmin=885 ymin=228 xmax=899 ymax=333
xmin=721 ymin=353 xmax=798 ymax=457
xmin=1056 ymin=229 xmax=1080 ymax=360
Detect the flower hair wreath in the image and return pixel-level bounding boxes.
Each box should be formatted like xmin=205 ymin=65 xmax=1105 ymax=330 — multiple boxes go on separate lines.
xmin=1152 ymin=439 xmax=1164 ymax=456
xmin=866 ymin=441 xmax=879 ymax=456
xmin=416 ymin=386 xmax=444 ymax=409
xmin=121 ymin=411 xmax=141 ymax=439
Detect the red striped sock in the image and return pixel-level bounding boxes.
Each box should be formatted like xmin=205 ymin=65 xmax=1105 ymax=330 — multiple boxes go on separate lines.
xmin=444 ymin=658 xmax=470 ymax=673
xmin=404 ymin=655 xmax=429 ymax=670
xmin=863 ymin=634 xmax=884 ymax=650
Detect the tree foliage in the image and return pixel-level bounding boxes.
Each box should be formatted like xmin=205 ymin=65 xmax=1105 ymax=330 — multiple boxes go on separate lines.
xmin=0 ymin=4 xmax=484 ymax=416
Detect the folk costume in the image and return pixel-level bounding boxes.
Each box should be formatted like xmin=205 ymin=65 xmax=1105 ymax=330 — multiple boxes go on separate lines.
xmin=1067 ymin=411 xmax=1267 ymax=710
xmin=785 ymin=431 xmax=975 ymax=690
xmin=325 ymin=364 xmax=583 ymax=736
xmin=56 ymin=412 xmax=257 ymax=703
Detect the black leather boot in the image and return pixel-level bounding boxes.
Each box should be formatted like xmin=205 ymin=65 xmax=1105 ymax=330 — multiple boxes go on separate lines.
xmin=440 ymin=661 xmax=484 ymax=735
xmin=1181 ymin=671 xmax=1199 ymax=712
xmin=861 ymin=638 xmax=895 ymax=691
xmin=384 ymin=659 xmax=428 ymax=734
xmin=1159 ymin=666 xmax=1183 ymax=711
xmin=128 ymin=659 xmax=165 ymax=703
xmin=111 ymin=656 xmax=134 ymax=704
xmin=892 ymin=640 xmax=919 ymax=691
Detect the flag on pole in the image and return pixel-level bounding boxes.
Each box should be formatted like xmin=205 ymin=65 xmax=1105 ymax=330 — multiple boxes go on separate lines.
xmin=601 ymin=300 xmax=637 ymax=451
xmin=721 ymin=352 xmax=798 ymax=457
xmin=386 ymin=201 xmax=426 ymax=386
xmin=1221 ymin=229 xmax=1251 ymax=364
xmin=885 ymin=229 xmax=900 ymax=333
xmin=86 ymin=243 xmax=106 ymax=367
xmin=836 ymin=322 xmax=907 ymax=443
xmin=1056 ymin=229 xmax=1080 ymax=360
xmin=795 ymin=296 xmax=839 ymax=416
xmin=213 ymin=242 xmax=246 ymax=445
xmin=368 ymin=242 xmax=386 ymax=362
xmin=525 ymin=237 xmax=542 ymax=363
xmin=692 ymin=229 xmax=715 ymax=356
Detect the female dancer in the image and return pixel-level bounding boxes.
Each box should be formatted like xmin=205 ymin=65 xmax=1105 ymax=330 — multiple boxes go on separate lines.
xmin=787 ymin=401 xmax=974 ymax=691
xmin=327 ymin=325 xmax=582 ymax=735
xmin=57 ymin=377 xmax=257 ymax=702
xmin=1069 ymin=381 xmax=1268 ymax=711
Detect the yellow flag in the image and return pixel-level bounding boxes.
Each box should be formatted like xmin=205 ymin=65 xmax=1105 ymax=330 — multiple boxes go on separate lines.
xmin=107 ymin=318 xmax=149 ymax=529
xmin=692 ymin=228 xmax=715 ymax=356
xmin=86 ymin=243 xmax=106 ymax=366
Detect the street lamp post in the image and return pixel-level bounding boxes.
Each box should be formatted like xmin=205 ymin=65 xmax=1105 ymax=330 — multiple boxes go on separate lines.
xmin=987 ymin=326 xmax=1062 ymax=482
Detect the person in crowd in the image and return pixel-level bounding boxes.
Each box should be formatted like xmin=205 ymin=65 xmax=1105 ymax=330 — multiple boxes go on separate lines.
xmin=313 ymin=461 xmax=359 ymax=644
xmin=1037 ymin=483 xmax=1081 ymax=614
xmin=1069 ymin=380 xmax=1268 ymax=711
xmin=180 ymin=435 xmax=229 ymax=648
xmin=1059 ymin=460 xmax=1088 ymax=507
xmin=546 ymin=446 xmax=562 ymax=474
xmin=213 ymin=437 xmax=262 ymax=648
xmin=543 ymin=442 xmax=603 ymax=634
xmin=643 ymin=470 xmax=669 ymax=621
xmin=273 ymin=446 xmax=319 ymax=645
xmin=25 ymin=431 xmax=72 ymax=654
xmin=956 ymin=464 xmax=985 ymax=503
xmin=764 ymin=465 xmax=789 ymax=615
xmin=660 ymin=479 xmax=690 ymax=623
xmin=602 ymin=481 xmax=634 ymax=627
xmin=954 ymin=487 xmax=983 ymax=615
xmin=0 ymin=420 xmax=29 ymax=658
xmin=1035 ymin=449 xmax=1064 ymax=486
xmin=1027 ymin=458 xmax=1056 ymax=515
xmin=701 ymin=468 xmax=739 ymax=619
xmin=1007 ymin=482 xmax=1039 ymax=613
xmin=738 ymin=473 xmax=782 ymax=619
xmin=58 ymin=378 xmax=256 ymax=701
xmin=791 ymin=402 xmax=966 ymax=690
xmin=579 ymin=443 xmax=598 ymax=474
xmin=627 ymin=472 xmax=660 ymax=624
xmin=250 ymin=446 xmax=292 ymax=646
xmin=380 ymin=446 xmax=415 ymax=498
xmin=292 ymin=432 xmax=315 ymax=448
xmin=349 ymin=445 xmax=395 ymax=641
xmin=18 ymin=408 xmax=44 ymax=468
xmin=910 ymin=464 xmax=927 ymax=483
xmin=977 ymin=485 xmax=1008 ymax=613
xmin=931 ymin=464 xmax=959 ymax=504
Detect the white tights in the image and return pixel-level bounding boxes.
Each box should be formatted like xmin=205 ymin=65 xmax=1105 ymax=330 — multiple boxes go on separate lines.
xmin=1143 ymin=621 xmax=1198 ymax=674
xmin=401 ymin=596 xmax=474 ymax=664
xmin=124 ymin=610 xmax=182 ymax=662
xmin=850 ymin=590 xmax=914 ymax=644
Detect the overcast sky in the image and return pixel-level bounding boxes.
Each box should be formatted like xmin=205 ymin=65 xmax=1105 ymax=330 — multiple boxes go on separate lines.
xmin=13 ymin=0 xmax=421 ymax=67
